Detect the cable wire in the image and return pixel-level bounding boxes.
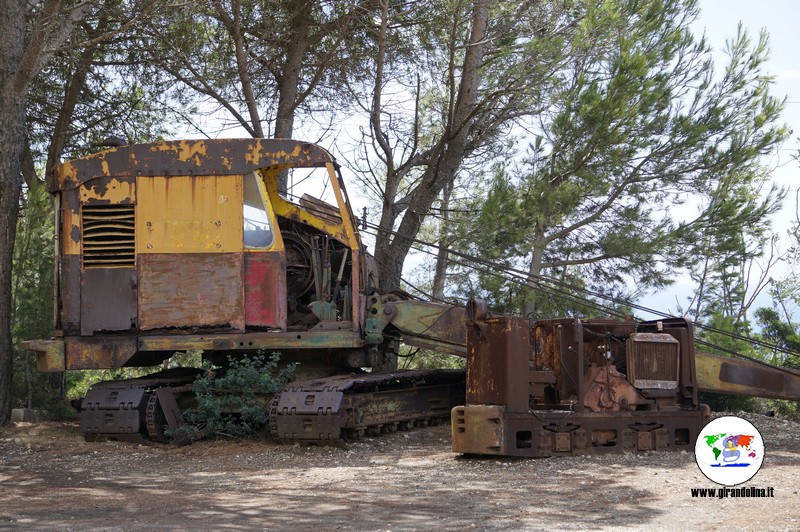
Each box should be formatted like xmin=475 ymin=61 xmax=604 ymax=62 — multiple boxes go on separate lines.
xmin=361 ymin=221 xmax=800 ymax=366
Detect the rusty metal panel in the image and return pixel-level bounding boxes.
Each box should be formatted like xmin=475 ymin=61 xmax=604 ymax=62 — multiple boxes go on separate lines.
xmin=50 ymin=139 xmax=336 ymax=193
xmin=466 ymin=316 xmax=531 ymax=413
xmin=559 ymin=321 xmax=583 ymax=407
xmin=65 ymin=335 xmax=138 ymax=369
xmin=534 ymin=320 xmax=582 ymax=405
xmin=382 ymin=300 xmax=467 ymax=356
xmin=555 ymin=432 xmax=571 ymax=452
xmin=454 ymin=406 xmax=708 ymax=457
xmin=79 ymin=176 xmax=136 ymax=205
xmin=131 ymin=139 xmax=334 ymax=177
xmin=451 ymin=405 xmax=505 ymax=454
xmin=48 ymin=145 xmax=130 ymax=193
xmin=81 ymin=267 xmax=137 ymax=335
xmin=244 ymin=251 xmax=286 ymax=329
xmin=62 ymin=188 xmax=82 ymax=256
xmin=136 ymin=174 xmax=242 ymax=254
xmin=138 ymin=253 xmax=244 ymax=331
xmin=637 ymin=431 xmax=653 ymax=451
xmin=61 ymin=255 xmax=81 ymax=334
xmin=137 ymin=329 xmax=368 ymax=353
xmin=19 ymin=339 xmax=66 ymax=372
xmin=533 ymin=321 xmax=561 ymax=375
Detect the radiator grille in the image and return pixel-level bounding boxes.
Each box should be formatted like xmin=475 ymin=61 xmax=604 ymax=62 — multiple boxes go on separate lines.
xmin=82 ymin=205 xmax=135 ymax=268
xmin=626 ymin=333 xmax=679 ymax=389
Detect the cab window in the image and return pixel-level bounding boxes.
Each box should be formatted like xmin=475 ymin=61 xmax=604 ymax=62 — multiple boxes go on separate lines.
xmin=243 ymin=172 xmax=273 ymax=249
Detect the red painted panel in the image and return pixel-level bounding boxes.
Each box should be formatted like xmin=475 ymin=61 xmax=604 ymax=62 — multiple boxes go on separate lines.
xmin=244 ymin=252 xmax=286 ymax=329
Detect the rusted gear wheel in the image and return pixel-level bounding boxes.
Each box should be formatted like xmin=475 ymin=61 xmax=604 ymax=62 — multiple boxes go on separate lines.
xmin=282 ymin=232 xmax=315 ymax=301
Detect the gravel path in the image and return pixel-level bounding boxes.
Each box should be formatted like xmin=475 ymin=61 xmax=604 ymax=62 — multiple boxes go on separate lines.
xmin=1 ymin=412 xmax=798 ymax=531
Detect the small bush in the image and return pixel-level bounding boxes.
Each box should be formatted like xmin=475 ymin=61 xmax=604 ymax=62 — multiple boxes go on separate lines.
xmin=762 ymin=398 xmax=800 ymax=420
xmin=699 ymin=392 xmax=758 ymax=414
xmin=173 ymin=352 xmax=296 ymax=441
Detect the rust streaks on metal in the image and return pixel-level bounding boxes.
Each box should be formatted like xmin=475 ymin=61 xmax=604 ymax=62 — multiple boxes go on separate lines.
xmin=50 ymin=139 xmax=336 ymax=192
xmin=137 ymin=253 xmax=245 ymax=331
xmin=466 ymin=315 xmax=531 ymax=413
xmin=696 ymin=351 xmax=800 ymax=400
xmin=65 ymin=336 xmax=137 ymax=370
xmin=136 ymin=174 xmax=242 ymax=254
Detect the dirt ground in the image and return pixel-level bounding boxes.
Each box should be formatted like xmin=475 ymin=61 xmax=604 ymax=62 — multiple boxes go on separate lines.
xmin=1 ymin=412 xmax=799 ymax=531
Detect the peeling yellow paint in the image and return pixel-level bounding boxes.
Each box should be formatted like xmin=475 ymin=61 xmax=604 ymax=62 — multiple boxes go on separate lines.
xmin=244 ymin=143 xmax=259 ymax=165
xmin=136 ymin=174 xmax=242 ymax=254
xmin=63 ymin=204 xmax=81 ymax=256
xmin=266 ymin=163 xmax=355 ymax=246
xmin=79 ymin=178 xmax=135 ymax=204
xmin=55 ymin=162 xmax=78 ymax=190
xmin=177 ymin=140 xmax=207 ymax=164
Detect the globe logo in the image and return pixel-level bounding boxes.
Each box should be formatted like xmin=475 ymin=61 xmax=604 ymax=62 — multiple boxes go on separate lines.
xmin=695 ymin=416 xmax=765 ymax=486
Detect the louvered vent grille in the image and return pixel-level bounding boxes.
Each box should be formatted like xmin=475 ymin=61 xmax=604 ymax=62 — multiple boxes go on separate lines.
xmin=82 ymin=205 xmax=135 ymax=268
xmin=625 ymin=333 xmax=679 ymax=390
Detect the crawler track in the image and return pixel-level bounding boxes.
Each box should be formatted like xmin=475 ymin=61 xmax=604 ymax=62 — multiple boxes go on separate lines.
xmin=270 ymin=369 xmax=466 ymax=444
xmin=78 ymin=368 xmax=465 ymax=445
xmin=79 ymin=368 xmax=203 ymax=442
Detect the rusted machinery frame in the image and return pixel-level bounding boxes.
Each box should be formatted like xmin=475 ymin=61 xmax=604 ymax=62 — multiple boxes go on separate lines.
xmin=452 ymin=406 xmax=707 ymax=457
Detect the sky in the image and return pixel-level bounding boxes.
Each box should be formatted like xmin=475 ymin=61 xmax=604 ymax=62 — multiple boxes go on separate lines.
xmin=638 ymin=0 xmax=800 ymax=319
xmin=695 ymin=0 xmax=800 ymax=203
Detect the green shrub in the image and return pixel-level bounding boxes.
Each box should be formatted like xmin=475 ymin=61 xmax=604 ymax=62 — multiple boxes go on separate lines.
xmin=174 ymin=352 xmax=296 ymax=441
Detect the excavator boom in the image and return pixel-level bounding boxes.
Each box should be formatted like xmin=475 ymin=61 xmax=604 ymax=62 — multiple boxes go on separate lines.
xmin=695 ymin=351 xmax=800 ymax=400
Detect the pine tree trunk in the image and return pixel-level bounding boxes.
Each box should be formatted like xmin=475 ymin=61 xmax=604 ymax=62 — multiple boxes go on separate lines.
xmin=0 ymin=0 xmax=31 ymax=424
xmin=524 ymin=240 xmax=546 ymax=318
xmin=432 ymin=183 xmax=452 ymax=300
xmin=374 ymin=0 xmax=489 ymax=291
xmin=274 ymin=0 xmax=311 ymax=195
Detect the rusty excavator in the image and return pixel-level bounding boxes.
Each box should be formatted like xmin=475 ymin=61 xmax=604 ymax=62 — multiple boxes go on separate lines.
xmin=22 ymin=138 xmax=800 ymax=457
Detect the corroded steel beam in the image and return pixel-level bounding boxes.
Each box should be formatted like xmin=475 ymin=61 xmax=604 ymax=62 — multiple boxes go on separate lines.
xmin=696 ymin=351 xmax=800 ymax=400
xmin=49 ymin=139 xmax=335 ymax=192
